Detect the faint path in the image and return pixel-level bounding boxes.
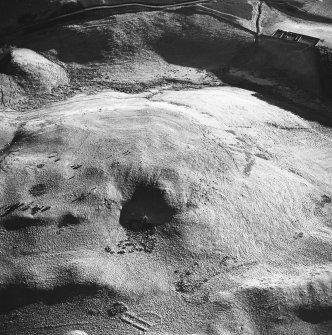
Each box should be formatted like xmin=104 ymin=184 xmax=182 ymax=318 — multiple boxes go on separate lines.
xmin=44 ymin=0 xmax=210 ymax=23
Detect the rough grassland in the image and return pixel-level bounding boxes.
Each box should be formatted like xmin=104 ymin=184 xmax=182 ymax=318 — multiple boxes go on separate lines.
xmin=0 ymin=87 xmax=331 ymax=334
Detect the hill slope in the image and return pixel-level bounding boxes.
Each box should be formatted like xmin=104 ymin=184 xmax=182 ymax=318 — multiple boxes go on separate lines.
xmin=0 ymin=87 xmax=331 ymax=335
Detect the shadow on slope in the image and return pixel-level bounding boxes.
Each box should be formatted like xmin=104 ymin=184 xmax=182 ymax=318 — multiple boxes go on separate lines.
xmin=150 ymin=7 xmax=255 ymax=70
xmin=253 ymin=92 xmax=332 ymax=128
xmin=0 ymin=282 xmax=101 ymax=313
xmin=213 ymin=35 xmax=332 ymax=127
xmin=297 ymin=306 xmax=332 ymax=324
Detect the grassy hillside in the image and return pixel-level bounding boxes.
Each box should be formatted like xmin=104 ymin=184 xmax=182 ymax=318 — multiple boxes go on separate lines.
xmin=0 ymin=87 xmax=331 ymax=334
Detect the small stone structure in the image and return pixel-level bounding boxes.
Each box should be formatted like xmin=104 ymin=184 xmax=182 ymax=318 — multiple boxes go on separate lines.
xmin=273 ymin=29 xmax=320 ymax=46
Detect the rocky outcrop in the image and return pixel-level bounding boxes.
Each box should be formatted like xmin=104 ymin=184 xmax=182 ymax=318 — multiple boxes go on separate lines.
xmin=0 ymin=47 xmax=68 ymax=106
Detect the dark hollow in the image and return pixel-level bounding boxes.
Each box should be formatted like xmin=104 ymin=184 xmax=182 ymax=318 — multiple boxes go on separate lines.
xmin=28 ymin=183 xmax=47 ymax=197
xmin=2 ymin=216 xmax=44 ymax=230
xmin=58 ymin=213 xmax=81 ymax=228
xmin=297 ymin=306 xmax=332 ymax=324
xmin=119 ymin=183 xmax=175 ymax=232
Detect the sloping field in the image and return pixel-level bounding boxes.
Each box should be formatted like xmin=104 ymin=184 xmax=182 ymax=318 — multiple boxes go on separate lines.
xmin=0 ymin=87 xmax=331 ymax=335
xmin=267 ymin=0 xmax=332 ymax=22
